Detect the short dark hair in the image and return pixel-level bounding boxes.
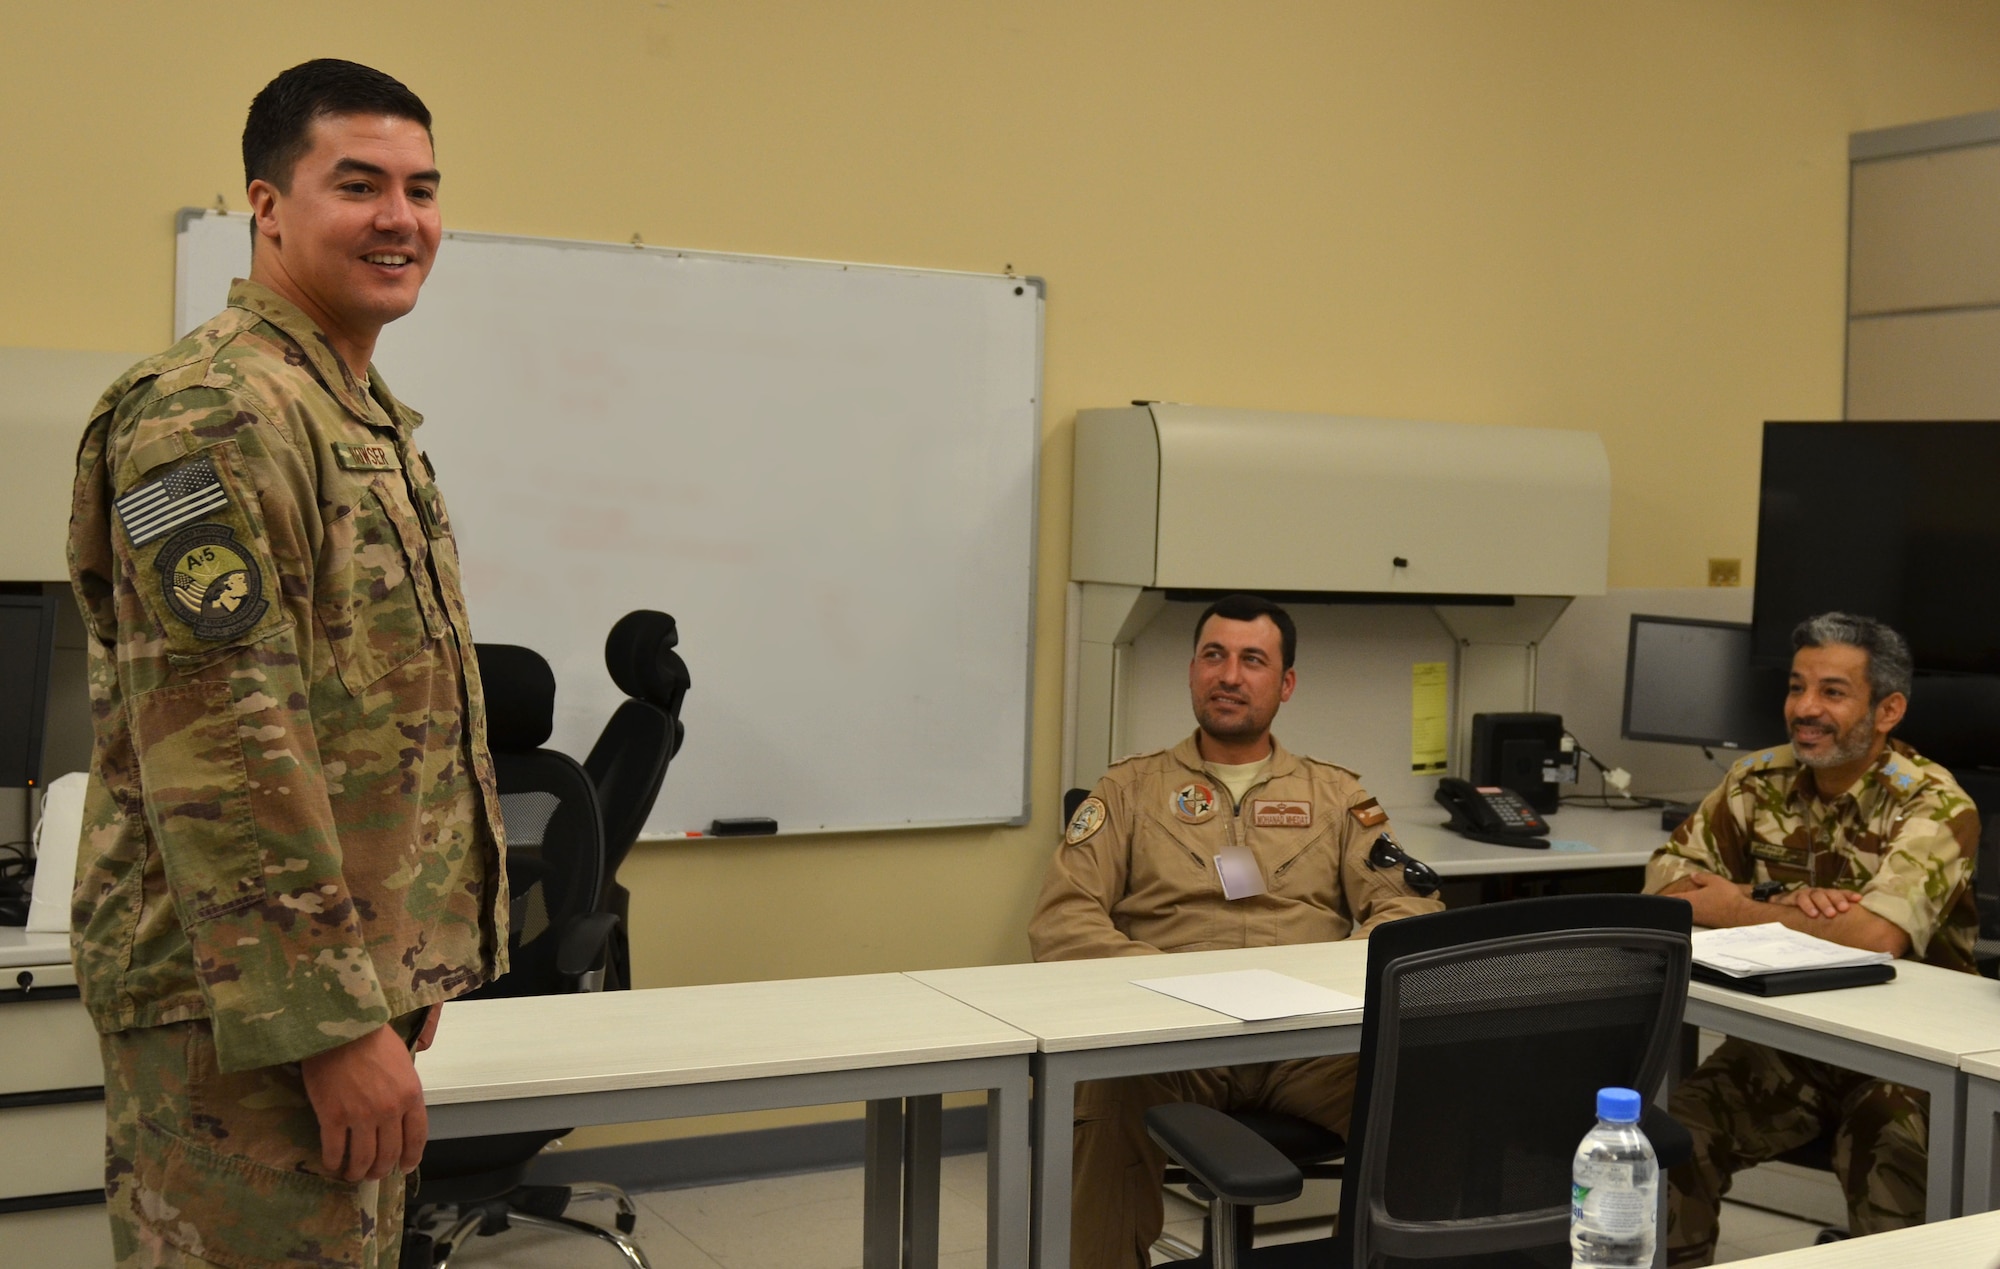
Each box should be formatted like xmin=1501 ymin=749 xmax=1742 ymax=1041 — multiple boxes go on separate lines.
xmin=1792 ymin=611 xmax=1914 ymax=705
xmin=243 ymin=59 xmax=432 ymax=193
xmin=1192 ymin=594 xmax=1297 ymax=670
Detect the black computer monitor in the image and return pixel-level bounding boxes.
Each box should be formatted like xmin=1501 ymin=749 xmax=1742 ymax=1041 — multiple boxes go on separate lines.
xmin=1621 ymin=614 xmax=1788 ymax=751
xmin=0 ymin=594 xmax=58 ymax=788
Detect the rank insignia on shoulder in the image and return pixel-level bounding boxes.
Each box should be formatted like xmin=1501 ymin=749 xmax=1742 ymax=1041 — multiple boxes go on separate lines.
xmin=1349 ymin=798 xmax=1388 ymax=828
xmin=333 ymin=441 xmax=401 ymax=471
xmin=1173 ymin=782 xmax=1218 ymax=824
xmin=154 ymin=524 xmax=268 ymax=641
xmin=1252 ymin=799 xmax=1311 ymax=828
xmin=114 ymin=455 xmax=228 ymax=546
xmin=1064 ymin=796 xmax=1107 ymax=846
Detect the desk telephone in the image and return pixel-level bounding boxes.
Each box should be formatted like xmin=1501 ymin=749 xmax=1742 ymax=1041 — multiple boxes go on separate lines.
xmin=1435 ymin=777 xmax=1551 ymax=848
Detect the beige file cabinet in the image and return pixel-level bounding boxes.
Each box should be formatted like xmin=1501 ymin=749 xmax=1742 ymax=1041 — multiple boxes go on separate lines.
xmin=0 ymin=931 xmax=111 ymax=1268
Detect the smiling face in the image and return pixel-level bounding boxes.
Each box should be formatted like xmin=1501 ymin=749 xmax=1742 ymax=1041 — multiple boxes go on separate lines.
xmin=246 ymin=111 xmax=441 ymax=374
xmin=1189 ymin=614 xmax=1295 ymax=748
xmin=1786 ymin=642 xmax=1903 ymax=780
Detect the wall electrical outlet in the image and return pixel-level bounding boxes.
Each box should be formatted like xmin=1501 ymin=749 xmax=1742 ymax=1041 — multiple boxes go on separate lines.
xmin=1708 ymin=558 xmax=1742 ymax=587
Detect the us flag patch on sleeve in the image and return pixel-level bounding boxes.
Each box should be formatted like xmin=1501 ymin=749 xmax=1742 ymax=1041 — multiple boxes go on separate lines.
xmin=114 ymin=456 xmax=229 ymax=546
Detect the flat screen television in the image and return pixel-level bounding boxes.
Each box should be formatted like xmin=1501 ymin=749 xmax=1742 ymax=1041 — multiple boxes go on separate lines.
xmin=1752 ymin=421 xmax=2000 ymax=675
xmin=0 ymin=593 xmax=57 ymax=788
xmin=1622 ymin=615 xmax=1789 ymax=751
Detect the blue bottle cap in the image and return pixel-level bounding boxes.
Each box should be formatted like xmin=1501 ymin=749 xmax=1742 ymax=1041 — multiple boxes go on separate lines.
xmin=1597 ymin=1087 xmax=1642 ymax=1123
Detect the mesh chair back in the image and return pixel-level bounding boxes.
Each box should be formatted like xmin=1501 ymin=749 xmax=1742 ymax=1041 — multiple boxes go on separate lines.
xmin=1338 ymin=894 xmax=1691 ymax=1269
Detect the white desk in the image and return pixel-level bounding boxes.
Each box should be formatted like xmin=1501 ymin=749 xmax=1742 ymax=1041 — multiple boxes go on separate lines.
xmin=909 ymin=941 xmax=1371 ymax=1269
xmin=1685 ymin=962 xmax=2000 ymax=1223
xmin=1386 ymin=804 xmax=1665 ymax=877
xmin=419 ymin=973 xmax=1036 ymax=1269
xmin=1957 ymin=1049 xmax=2000 ymax=1214
xmin=1724 ymin=1207 xmax=2000 ymax=1266
xmin=0 ymin=928 xmax=113 ymax=1268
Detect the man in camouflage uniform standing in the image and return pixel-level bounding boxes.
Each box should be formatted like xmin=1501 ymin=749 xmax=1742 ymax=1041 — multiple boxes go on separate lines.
xmin=66 ymin=61 xmax=506 ymax=1267
xmin=1646 ymin=613 xmax=1978 ymax=1263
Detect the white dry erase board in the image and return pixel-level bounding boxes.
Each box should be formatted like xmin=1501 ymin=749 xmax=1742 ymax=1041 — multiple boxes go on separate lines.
xmin=176 ymin=211 xmax=1041 ymax=837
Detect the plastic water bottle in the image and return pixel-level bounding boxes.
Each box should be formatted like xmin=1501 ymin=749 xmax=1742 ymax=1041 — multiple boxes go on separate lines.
xmin=1571 ymin=1086 xmax=1658 ymax=1268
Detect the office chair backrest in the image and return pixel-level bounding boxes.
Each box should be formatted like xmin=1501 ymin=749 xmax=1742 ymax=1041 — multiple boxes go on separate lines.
xmin=1951 ymin=768 xmax=2000 ymax=940
xmin=1338 ymin=893 xmax=1691 ymax=1269
xmin=471 ymin=642 xmax=605 ymax=1000
xmin=585 ymin=610 xmax=689 ymax=877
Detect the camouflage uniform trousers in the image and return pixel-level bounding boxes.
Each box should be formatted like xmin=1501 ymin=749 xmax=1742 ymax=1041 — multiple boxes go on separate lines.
xmin=101 ymin=1012 xmax=425 ymax=1269
xmin=1666 ymin=1037 xmax=1927 ymax=1266
xmin=1070 ymin=1056 xmax=1357 ymax=1269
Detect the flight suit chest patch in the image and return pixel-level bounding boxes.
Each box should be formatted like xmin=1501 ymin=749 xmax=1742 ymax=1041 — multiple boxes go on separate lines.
xmin=1172 ymin=782 xmax=1218 ymax=824
xmin=1251 ymin=799 xmax=1311 ymax=829
xmin=333 ymin=441 xmax=401 ymax=471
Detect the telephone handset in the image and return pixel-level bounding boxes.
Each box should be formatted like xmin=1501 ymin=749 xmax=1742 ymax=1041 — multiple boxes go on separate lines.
xmin=1435 ymin=777 xmax=1552 ymax=848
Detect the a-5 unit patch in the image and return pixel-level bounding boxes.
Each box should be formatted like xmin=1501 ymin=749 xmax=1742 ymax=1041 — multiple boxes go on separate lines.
xmin=154 ymin=524 xmax=268 ymax=641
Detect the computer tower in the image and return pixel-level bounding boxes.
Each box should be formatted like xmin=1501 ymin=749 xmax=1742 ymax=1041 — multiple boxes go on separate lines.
xmin=1469 ymin=712 xmax=1565 ymax=815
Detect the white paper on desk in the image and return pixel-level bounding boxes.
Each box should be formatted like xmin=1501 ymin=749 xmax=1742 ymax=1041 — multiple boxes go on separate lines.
xmin=1131 ymin=969 xmax=1363 ymax=1022
xmin=1691 ymin=926 xmax=1894 ymax=977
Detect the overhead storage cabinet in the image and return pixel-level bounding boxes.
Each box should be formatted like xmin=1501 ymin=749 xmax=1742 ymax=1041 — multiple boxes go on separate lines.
xmin=1072 ymin=405 xmax=1610 ymax=596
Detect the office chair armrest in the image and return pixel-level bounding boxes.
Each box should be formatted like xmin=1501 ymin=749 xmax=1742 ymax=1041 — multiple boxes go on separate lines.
xmin=1144 ymin=1103 xmax=1304 ymax=1207
xmin=556 ymin=912 xmax=621 ymax=983
xmin=1642 ymin=1104 xmax=1693 ymax=1171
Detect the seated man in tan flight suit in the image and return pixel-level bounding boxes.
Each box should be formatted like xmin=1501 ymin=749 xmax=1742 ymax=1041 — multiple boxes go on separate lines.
xmin=1030 ymin=593 xmax=1445 ymax=1269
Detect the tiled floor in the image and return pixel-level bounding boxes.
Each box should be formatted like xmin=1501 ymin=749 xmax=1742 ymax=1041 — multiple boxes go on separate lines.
xmin=423 ymin=1155 xmax=1831 ymax=1267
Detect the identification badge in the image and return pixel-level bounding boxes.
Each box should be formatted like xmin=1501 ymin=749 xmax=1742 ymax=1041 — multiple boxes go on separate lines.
xmin=333 ymin=441 xmax=402 ymax=471
xmin=1251 ymin=799 xmax=1311 ymax=829
xmin=1214 ymin=845 xmax=1268 ymax=900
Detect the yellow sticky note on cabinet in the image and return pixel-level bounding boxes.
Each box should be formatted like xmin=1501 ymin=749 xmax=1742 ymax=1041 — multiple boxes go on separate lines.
xmin=1411 ymin=662 xmax=1448 ymax=774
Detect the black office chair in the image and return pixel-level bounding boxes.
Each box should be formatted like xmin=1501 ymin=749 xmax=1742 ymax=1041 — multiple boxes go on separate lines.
xmin=402 ymin=644 xmax=646 ymax=1269
xmin=1146 ymin=894 xmax=1694 ymax=1269
xmin=584 ymin=610 xmax=691 ymax=992
xmin=1060 ymin=787 xmax=1348 ymax=1264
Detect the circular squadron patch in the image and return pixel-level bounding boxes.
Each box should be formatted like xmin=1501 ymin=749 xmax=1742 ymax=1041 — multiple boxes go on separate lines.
xmin=1064 ymin=796 xmax=1107 ymax=846
xmin=154 ymin=524 xmax=268 ymax=641
xmin=1172 ymin=781 xmax=1219 ymax=824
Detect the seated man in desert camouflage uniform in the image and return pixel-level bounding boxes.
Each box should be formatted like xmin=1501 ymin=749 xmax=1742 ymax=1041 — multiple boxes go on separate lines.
xmin=1646 ymin=613 xmax=1979 ymax=1263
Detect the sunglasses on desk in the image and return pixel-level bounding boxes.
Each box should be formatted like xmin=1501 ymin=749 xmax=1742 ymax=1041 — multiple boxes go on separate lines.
xmin=1367 ymin=833 xmax=1440 ymax=897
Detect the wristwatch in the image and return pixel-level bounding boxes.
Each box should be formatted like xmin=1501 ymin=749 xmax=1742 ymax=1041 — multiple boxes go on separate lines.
xmin=1751 ymin=880 xmax=1787 ymax=903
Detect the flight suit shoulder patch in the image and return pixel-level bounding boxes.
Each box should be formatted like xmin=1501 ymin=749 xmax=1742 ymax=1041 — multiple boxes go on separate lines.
xmin=1349 ymin=797 xmax=1389 ymax=829
xmin=1064 ymin=796 xmax=1107 ymax=846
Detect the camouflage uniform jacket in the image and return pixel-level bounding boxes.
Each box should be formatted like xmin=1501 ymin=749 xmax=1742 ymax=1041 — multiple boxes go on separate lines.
xmin=1644 ymin=738 xmax=1978 ymax=972
xmin=1029 ymin=732 xmax=1442 ymax=961
xmin=67 ymin=279 xmax=509 ymax=1073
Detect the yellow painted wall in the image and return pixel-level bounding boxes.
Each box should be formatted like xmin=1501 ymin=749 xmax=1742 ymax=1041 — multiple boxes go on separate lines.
xmin=9 ymin=1 xmax=2000 ymax=1147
